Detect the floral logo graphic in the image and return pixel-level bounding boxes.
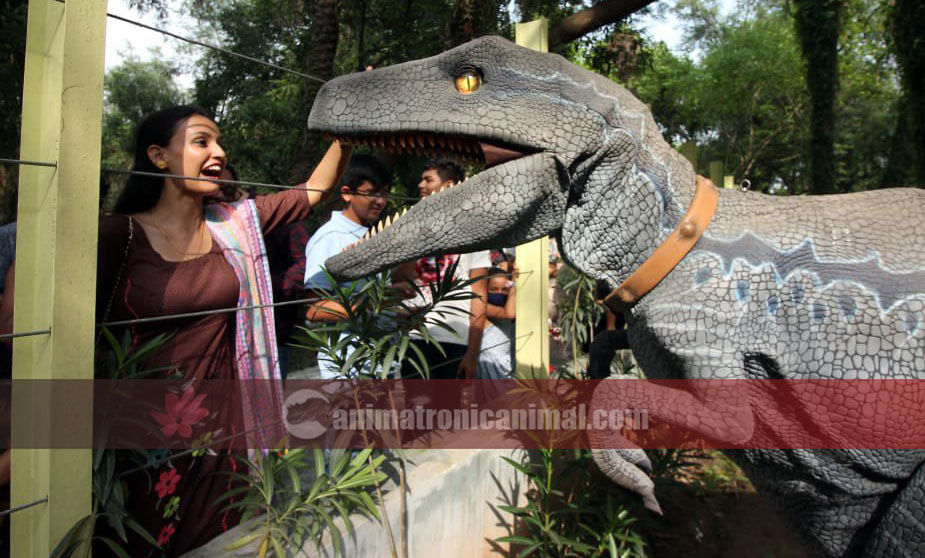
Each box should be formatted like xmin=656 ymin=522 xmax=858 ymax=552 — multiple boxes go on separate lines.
xmin=155 ymin=468 xmax=181 ymax=499
xmin=157 ymin=523 xmax=176 ymax=546
xmin=151 ymin=387 xmax=209 ymax=439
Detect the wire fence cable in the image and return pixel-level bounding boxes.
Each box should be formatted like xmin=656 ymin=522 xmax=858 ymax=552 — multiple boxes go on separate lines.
xmin=0 ymin=328 xmax=52 ymax=341
xmin=105 ymin=12 xmax=326 ymax=84
xmin=0 ymin=158 xmax=57 ymax=168
xmin=102 ymin=168 xmax=422 ymax=203
xmin=0 ymin=497 xmax=48 ymax=517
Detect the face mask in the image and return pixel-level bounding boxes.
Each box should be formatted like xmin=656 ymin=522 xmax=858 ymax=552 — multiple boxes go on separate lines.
xmin=487 ymin=293 xmax=508 ymax=307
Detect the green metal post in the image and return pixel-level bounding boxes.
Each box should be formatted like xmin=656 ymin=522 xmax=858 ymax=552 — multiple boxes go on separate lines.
xmin=12 ymin=0 xmax=107 ymax=554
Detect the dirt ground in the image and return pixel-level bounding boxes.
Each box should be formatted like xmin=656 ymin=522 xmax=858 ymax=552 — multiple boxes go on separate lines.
xmin=634 ymin=454 xmax=809 ymax=558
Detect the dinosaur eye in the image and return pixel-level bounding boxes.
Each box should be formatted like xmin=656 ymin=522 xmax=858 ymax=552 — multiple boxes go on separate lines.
xmin=454 ymin=68 xmax=481 ymax=95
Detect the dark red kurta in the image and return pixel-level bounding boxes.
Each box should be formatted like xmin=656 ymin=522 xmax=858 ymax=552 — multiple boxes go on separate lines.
xmin=96 ymin=189 xmax=310 ymax=555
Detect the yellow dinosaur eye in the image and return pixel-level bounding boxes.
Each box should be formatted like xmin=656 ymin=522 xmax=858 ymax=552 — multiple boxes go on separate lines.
xmin=455 ymin=71 xmax=481 ymax=94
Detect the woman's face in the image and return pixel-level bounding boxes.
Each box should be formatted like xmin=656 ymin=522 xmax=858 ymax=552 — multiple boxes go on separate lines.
xmin=151 ymin=115 xmax=227 ymax=196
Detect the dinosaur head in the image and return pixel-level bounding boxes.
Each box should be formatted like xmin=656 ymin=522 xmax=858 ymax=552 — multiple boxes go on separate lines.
xmin=310 ymin=36 xmax=690 ymax=281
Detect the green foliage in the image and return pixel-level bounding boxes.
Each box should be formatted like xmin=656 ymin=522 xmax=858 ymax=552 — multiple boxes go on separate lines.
xmin=629 ymin=7 xmax=810 ymax=192
xmin=689 ymin=450 xmax=753 ymax=495
xmin=52 ymin=329 xmax=172 ymax=557
xmin=835 ymin=0 xmax=902 ymax=191
xmin=221 ymin=448 xmax=386 ymax=557
xmin=888 ymin=0 xmax=925 ymax=184
xmin=494 ymin=449 xmax=646 ymax=558
xmin=292 ymin=263 xmax=475 ymax=379
xmin=554 ymin=264 xmax=603 ymax=371
xmin=101 ymin=57 xmax=187 ymax=207
xmin=645 ymin=448 xmax=702 ymax=480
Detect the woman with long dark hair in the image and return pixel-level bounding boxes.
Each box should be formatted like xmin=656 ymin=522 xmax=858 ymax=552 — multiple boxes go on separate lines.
xmin=97 ymin=105 xmax=351 ymax=553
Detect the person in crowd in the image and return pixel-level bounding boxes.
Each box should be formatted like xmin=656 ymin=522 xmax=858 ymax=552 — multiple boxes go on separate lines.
xmin=398 ymin=159 xmax=491 ymax=380
xmin=302 ymin=154 xmax=391 ymax=378
xmin=586 ymin=279 xmax=630 ymax=379
xmin=215 ymin=164 xmax=312 ymax=378
xmin=96 ymin=105 xmax=351 ymax=554
xmin=477 ymin=266 xmax=517 ymax=385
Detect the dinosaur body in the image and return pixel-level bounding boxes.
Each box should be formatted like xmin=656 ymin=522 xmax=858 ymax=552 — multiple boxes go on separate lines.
xmin=307 ymin=36 xmax=925 ymax=556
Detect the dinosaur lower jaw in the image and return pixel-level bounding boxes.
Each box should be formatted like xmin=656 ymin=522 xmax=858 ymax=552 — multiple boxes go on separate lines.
xmin=325 ymin=152 xmax=565 ymax=281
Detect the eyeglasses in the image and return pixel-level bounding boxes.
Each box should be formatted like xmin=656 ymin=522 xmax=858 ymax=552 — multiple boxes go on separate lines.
xmin=356 ymin=189 xmax=389 ymax=199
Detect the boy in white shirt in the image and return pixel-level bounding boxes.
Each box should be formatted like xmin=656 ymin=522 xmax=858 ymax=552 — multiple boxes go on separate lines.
xmin=398 ymin=159 xmax=490 ymax=380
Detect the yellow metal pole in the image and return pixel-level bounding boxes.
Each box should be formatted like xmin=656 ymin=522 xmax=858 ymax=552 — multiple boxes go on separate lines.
xmin=723 ymin=175 xmax=734 ymax=189
xmin=514 ymin=18 xmax=550 ymax=379
xmin=12 ymin=0 xmax=107 ymax=554
xmin=709 ymin=160 xmax=723 ymax=188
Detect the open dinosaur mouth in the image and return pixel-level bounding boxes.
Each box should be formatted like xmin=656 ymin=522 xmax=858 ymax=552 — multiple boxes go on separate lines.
xmin=321 ymin=132 xmax=531 ymax=169
xmin=321 ymin=131 xmax=537 ymax=246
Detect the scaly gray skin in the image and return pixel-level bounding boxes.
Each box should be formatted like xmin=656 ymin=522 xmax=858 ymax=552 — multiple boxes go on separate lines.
xmin=308 ymin=36 xmax=925 ymax=557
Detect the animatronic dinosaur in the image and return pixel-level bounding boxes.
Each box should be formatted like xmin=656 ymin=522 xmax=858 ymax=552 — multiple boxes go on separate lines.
xmin=308 ymin=36 xmax=925 ymax=557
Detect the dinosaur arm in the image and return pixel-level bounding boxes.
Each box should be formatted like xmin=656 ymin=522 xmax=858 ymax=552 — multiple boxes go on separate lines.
xmin=592 ymin=378 xmax=755 ymax=445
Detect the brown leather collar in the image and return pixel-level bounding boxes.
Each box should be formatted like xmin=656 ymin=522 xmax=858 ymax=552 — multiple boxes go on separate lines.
xmin=603 ymin=176 xmax=719 ymax=313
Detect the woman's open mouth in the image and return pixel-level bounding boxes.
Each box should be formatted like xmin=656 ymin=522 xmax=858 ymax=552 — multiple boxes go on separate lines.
xmin=200 ymin=164 xmax=224 ymax=180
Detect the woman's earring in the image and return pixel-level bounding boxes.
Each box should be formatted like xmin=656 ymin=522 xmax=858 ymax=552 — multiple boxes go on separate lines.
xmin=156 ymin=160 xmax=167 ymax=169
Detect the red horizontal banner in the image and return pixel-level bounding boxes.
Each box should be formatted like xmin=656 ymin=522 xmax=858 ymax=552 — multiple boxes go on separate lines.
xmin=2 ymin=379 xmax=924 ymax=450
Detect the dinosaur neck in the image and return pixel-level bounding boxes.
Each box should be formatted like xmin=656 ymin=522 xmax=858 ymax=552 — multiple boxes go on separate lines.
xmin=560 ymin=146 xmax=698 ymax=289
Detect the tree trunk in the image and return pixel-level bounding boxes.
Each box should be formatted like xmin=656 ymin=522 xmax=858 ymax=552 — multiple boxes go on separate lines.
xmin=793 ymin=0 xmax=842 ymax=195
xmin=547 ymin=0 xmax=657 ymax=49
xmin=288 ymin=0 xmax=341 ymax=183
xmin=889 ymin=0 xmax=925 ymax=185
xmin=446 ymin=0 xmax=501 ymax=48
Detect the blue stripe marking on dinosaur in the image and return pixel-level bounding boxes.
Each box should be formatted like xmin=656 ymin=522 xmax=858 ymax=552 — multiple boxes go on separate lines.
xmin=696 ymin=233 xmax=925 ymax=313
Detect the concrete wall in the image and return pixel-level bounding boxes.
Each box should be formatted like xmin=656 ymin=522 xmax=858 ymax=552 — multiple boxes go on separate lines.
xmin=185 ymin=449 xmax=525 ymax=558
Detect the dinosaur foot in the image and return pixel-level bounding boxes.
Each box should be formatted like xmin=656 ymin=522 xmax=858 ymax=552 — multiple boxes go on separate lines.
xmin=591 ymin=439 xmax=662 ymax=515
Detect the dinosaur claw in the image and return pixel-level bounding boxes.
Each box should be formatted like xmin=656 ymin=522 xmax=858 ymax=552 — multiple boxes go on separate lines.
xmin=643 ymin=492 xmax=663 ymax=515
xmin=591 ymin=446 xmax=661 ymax=515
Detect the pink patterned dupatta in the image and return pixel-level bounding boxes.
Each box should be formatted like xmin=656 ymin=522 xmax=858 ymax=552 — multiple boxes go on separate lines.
xmin=204 ymin=199 xmax=284 ymax=450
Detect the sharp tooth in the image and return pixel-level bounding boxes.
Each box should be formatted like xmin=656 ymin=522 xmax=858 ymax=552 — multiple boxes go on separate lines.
xmin=385 ymin=215 xmax=393 ymax=228
xmin=399 ymin=136 xmax=406 ymax=149
xmin=427 ymin=136 xmax=436 ymax=148
xmin=437 ymin=136 xmax=446 ymax=149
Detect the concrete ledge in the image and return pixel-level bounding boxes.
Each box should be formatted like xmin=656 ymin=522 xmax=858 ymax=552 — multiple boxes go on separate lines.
xmin=185 ymin=449 xmax=525 ymax=557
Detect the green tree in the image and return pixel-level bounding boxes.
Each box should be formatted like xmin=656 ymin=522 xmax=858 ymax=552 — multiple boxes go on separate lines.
xmin=793 ymin=0 xmax=843 ymax=194
xmin=627 ymin=5 xmax=808 ymax=193
xmin=835 ymin=0 xmax=901 ymax=191
xmin=887 ymin=0 xmax=925 ymax=184
xmin=102 ymin=56 xmax=186 ymax=167
xmin=100 ymin=56 xmax=186 ymax=206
